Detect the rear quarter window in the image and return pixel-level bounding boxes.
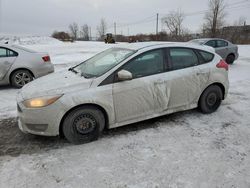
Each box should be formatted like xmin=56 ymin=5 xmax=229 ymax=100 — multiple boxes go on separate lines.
xmin=198 ymin=50 xmax=214 ymax=63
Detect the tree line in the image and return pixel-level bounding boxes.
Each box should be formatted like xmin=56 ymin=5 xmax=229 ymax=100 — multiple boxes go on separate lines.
xmin=52 ymin=0 xmax=249 ymax=44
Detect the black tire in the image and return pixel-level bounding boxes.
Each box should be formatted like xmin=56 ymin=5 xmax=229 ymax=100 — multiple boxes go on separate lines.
xmin=62 ymin=106 xmax=105 ymax=144
xmin=11 ymin=70 xmax=33 ymax=88
xmin=199 ymin=85 xmax=223 ymax=114
xmin=226 ymin=54 xmax=235 ymax=64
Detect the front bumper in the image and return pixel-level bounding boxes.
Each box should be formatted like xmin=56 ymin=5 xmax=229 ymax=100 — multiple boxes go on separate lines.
xmin=17 ymin=94 xmax=66 ymax=136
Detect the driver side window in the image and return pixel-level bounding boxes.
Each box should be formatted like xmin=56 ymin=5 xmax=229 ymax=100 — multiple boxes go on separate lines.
xmin=122 ymin=49 xmax=164 ymax=78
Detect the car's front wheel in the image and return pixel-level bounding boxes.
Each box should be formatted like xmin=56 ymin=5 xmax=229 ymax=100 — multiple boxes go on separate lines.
xmin=199 ymin=85 xmax=223 ymax=114
xmin=62 ymin=106 xmax=105 ymax=144
xmin=11 ymin=70 xmax=33 ymax=88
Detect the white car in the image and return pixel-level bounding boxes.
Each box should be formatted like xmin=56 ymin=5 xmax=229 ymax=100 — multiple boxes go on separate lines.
xmin=17 ymin=42 xmax=229 ymax=144
xmin=0 ymin=44 xmax=54 ymax=88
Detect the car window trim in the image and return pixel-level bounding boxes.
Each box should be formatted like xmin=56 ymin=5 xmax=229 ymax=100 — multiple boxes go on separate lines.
xmin=99 ymin=48 xmax=170 ymax=86
xmin=195 ymin=49 xmax=215 ymax=64
xmin=216 ymin=40 xmax=228 ymax=48
xmin=0 ymin=47 xmax=18 ymax=58
xmin=205 ymin=40 xmax=216 ymax=48
xmin=166 ymin=47 xmax=200 ymax=71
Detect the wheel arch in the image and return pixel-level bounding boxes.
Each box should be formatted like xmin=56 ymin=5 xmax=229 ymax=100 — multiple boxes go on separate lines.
xmin=59 ymin=103 xmax=109 ymax=137
xmin=9 ymin=68 xmax=35 ymax=84
xmin=199 ymin=82 xmax=226 ymax=104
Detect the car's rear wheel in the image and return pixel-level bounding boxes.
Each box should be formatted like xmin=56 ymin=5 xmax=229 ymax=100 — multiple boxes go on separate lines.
xmin=199 ymin=85 xmax=223 ymax=114
xmin=11 ymin=70 xmax=33 ymax=88
xmin=226 ymin=54 xmax=235 ymax=64
xmin=62 ymin=106 xmax=105 ymax=144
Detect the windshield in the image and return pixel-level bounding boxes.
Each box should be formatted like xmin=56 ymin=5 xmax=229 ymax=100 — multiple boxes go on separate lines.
xmin=74 ymin=48 xmax=136 ymax=78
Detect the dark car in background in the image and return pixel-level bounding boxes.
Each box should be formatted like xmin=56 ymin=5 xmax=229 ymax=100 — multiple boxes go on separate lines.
xmin=189 ymin=38 xmax=239 ymax=64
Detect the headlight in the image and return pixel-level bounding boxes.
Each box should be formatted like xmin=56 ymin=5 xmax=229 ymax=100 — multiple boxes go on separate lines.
xmin=23 ymin=95 xmax=63 ymax=108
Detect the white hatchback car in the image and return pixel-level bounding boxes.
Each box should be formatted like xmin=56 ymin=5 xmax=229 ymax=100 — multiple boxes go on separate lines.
xmin=17 ymin=42 xmax=229 ymax=144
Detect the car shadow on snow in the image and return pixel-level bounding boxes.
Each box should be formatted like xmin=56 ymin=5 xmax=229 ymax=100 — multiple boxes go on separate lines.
xmin=0 ymin=110 xmax=198 ymax=157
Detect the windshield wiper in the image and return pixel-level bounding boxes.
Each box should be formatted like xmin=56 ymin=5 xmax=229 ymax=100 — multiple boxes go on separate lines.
xmin=68 ymin=67 xmax=78 ymax=74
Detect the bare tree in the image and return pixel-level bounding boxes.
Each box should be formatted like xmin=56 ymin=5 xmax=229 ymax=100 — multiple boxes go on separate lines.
xmin=81 ymin=24 xmax=90 ymax=41
xmin=162 ymin=10 xmax=185 ymax=37
xmin=97 ymin=18 xmax=107 ymax=39
xmin=204 ymin=0 xmax=226 ymax=37
xmin=69 ymin=22 xmax=79 ymax=40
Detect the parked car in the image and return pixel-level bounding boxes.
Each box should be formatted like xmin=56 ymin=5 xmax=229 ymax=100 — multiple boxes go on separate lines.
xmin=189 ymin=38 xmax=239 ymax=64
xmin=0 ymin=44 xmax=54 ymax=88
xmin=17 ymin=42 xmax=229 ymax=144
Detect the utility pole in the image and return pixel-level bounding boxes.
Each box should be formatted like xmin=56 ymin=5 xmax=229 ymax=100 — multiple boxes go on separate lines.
xmin=114 ymin=22 xmax=117 ymax=40
xmin=156 ymin=13 xmax=159 ymax=40
xmin=89 ymin=27 xmax=92 ymax=41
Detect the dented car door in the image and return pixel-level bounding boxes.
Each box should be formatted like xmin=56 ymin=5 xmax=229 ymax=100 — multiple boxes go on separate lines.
xmin=112 ymin=49 xmax=166 ymax=123
xmin=154 ymin=47 xmax=205 ymax=112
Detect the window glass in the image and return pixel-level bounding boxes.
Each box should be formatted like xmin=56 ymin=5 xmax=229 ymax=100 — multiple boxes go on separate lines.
xmin=75 ymin=48 xmax=136 ymax=78
xmin=217 ymin=40 xmax=228 ymax=47
xmin=199 ymin=50 xmax=214 ymax=63
xmin=169 ymin=48 xmax=198 ymax=70
xmin=122 ymin=49 xmax=164 ymax=78
xmin=7 ymin=50 xmax=17 ymax=57
xmin=0 ymin=48 xmax=7 ymax=58
xmin=205 ymin=40 xmax=216 ymax=48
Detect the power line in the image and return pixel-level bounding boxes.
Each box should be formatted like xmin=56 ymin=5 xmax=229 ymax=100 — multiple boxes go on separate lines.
xmin=160 ymin=0 xmax=250 ymax=17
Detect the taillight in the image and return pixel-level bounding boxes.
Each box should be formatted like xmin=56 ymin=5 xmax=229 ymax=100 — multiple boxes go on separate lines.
xmin=216 ymin=59 xmax=228 ymax=71
xmin=42 ymin=56 xmax=51 ymax=62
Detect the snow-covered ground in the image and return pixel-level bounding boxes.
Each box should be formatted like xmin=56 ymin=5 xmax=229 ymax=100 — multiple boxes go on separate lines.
xmin=0 ymin=42 xmax=250 ymax=188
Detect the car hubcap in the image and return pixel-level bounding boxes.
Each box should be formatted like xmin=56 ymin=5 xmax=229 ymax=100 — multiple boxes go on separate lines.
xmin=207 ymin=92 xmax=217 ymax=106
xmin=73 ymin=114 xmax=96 ymax=134
xmin=15 ymin=72 xmax=32 ymax=87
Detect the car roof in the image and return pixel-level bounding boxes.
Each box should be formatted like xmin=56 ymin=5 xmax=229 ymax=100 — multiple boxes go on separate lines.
xmin=115 ymin=42 xmax=215 ymax=53
xmin=191 ymin=38 xmax=230 ymax=42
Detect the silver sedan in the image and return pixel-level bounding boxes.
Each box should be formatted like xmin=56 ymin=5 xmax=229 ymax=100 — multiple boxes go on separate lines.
xmin=0 ymin=44 xmax=54 ymax=88
xmin=189 ymin=38 xmax=239 ymax=64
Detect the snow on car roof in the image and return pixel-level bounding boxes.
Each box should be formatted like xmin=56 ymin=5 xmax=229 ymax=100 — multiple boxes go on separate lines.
xmin=114 ymin=41 xmax=215 ymax=53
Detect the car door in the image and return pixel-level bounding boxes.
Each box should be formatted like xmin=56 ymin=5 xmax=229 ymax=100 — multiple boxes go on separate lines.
xmin=112 ymin=49 xmax=166 ymax=123
xmin=154 ymin=47 xmax=203 ymax=112
xmin=215 ymin=40 xmax=229 ymax=59
xmin=0 ymin=47 xmax=17 ymax=80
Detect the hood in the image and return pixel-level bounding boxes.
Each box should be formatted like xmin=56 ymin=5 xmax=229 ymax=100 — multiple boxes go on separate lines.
xmin=21 ymin=70 xmax=93 ymax=100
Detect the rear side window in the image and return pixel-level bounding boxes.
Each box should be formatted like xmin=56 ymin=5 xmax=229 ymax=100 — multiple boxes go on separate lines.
xmin=0 ymin=48 xmax=7 ymax=57
xmin=0 ymin=47 xmax=18 ymax=58
xmin=198 ymin=50 xmax=214 ymax=63
xmin=216 ymin=40 xmax=228 ymax=47
xmin=169 ymin=48 xmax=198 ymax=70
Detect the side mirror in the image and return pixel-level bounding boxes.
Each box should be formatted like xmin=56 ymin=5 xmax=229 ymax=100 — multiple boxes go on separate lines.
xmin=117 ymin=70 xmax=132 ymax=81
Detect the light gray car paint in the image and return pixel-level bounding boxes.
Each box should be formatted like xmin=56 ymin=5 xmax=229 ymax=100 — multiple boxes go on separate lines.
xmin=189 ymin=38 xmax=239 ymax=60
xmin=0 ymin=44 xmax=54 ymax=86
xmin=17 ymin=42 xmax=229 ymax=136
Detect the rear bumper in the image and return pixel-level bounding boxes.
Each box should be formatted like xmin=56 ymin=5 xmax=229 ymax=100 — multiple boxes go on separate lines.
xmin=35 ymin=63 xmax=54 ymax=78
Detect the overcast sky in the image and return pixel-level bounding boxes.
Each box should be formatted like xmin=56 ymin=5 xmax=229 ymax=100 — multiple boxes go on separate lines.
xmin=0 ymin=0 xmax=249 ymax=36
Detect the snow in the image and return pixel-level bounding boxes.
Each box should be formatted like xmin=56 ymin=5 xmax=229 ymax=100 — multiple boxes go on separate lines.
xmin=0 ymin=36 xmax=63 ymax=45
xmin=0 ymin=42 xmax=250 ymax=187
